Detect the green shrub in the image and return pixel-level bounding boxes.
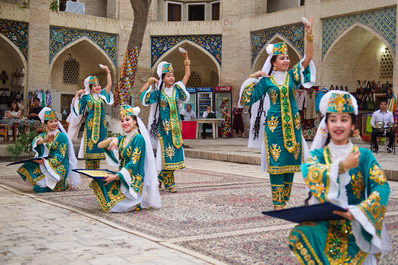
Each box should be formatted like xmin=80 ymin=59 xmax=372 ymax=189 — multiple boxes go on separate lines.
xmin=6 ymin=131 xmax=38 ymax=159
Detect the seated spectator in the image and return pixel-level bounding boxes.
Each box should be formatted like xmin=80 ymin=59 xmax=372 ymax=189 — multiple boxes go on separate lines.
xmin=202 ymin=105 xmax=215 ymax=139
xmin=183 ymin=104 xmax=196 ymax=120
xmin=28 ymin=97 xmax=43 ymax=121
xmin=371 ymin=100 xmax=395 ymax=153
xmin=6 ymin=101 xmax=22 ymax=119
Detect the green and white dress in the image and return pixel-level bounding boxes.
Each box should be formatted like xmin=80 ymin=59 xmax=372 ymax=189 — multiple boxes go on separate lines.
xmin=17 ymin=130 xmax=70 ymax=192
xmin=141 ymin=81 xmax=190 ymax=171
xmin=90 ymin=129 xmax=161 ymax=212
xmin=240 ymin=63 xmax=314 ymax=174
xmin=289 ymin=143 xmax=391 ymax=264
xmin=71 ymin=89 xmax=113 ymax=161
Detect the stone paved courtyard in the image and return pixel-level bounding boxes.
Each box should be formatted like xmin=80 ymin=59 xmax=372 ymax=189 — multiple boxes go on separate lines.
xmin=0 ymin=157 xmax=397 ymax=264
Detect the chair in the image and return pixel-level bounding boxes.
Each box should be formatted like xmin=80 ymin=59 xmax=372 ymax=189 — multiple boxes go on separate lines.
xmin=0 ymin=124 xmax=8 ymax=143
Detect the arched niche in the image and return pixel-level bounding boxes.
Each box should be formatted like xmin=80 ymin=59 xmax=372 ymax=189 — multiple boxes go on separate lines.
xmin=321 ymin=24 xmax=394 ymax=91
xmin=152 ymin=40 xmax=220 ymax=87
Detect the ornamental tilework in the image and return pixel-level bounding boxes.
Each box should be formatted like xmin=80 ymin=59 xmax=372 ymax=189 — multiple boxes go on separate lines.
xmin=322 ymin=7 xmax=396 ymax=57
xmin=0 ymin=19 xmax=28 ymax=58
xmin=151 ymin=35 xmax=222 ymax=67
xmin=251 ymin=24 xmax=304 ymax=64
xmin=50 ymin=27 xmax=118 ymax=65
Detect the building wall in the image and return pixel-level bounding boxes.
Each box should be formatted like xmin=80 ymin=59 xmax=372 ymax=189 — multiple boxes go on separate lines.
xmin=267 ymin=0 xmax=300 ymax=14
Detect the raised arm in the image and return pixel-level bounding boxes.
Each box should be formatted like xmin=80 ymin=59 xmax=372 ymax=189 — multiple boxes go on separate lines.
xmin=181 ymin=50 xmax=191 ymax=86
xmin=140 ymin=77 xmax=158 ymax=93
xmin=100 ymin=65 xmax=112 ymax=94
xmin=302 ymin=16 xmax=313 ymax=69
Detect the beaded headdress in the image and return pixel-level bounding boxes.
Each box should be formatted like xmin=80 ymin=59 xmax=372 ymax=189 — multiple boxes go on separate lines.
xmin=161 ymin=63 xmax=174 ymax=74
xmin=44 ymin=109 xmax=57 ymax=120
xmin=120 ymin=105 xmax=140 ymax=118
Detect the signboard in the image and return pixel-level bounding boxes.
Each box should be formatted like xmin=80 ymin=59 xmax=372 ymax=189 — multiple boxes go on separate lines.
xmin=214 ymin=86 xmax=232 ymax=92
xmin=196 ymin=87 xmax=213 ymax=92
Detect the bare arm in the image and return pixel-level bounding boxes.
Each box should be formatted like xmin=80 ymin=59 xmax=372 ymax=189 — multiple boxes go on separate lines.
xmin=181 ymin=51 xmax=191 ymax=86
xmin=302 ymin=16 xmax=313 ymax=69
xmin=98 ymin=138 xmax=113 ymax=149
xmin=103 ymin=66 xmax=112 ymax=94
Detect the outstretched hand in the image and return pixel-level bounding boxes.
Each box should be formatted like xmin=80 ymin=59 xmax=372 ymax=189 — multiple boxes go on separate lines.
xmin=102 ymin=174 xmax=118 ymax=185
xmin=45 ymin=134 xmax=55 ymax=143
xmin=252 ymin=71 xmax=268 ymax=79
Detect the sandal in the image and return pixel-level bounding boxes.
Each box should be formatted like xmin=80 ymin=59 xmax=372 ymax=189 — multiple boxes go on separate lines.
xmin=169 ymin=187 xmax=177 ymax=193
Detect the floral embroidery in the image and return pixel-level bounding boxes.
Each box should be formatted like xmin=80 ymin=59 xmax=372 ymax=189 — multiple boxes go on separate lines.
xmin=131 ymin=147 xmax=142 ymax=164
xmin=294 ymin=113 xmax=301 ymax=130
xmin=305 ymin=154 xmax=329 ymax=203
xmin=291 ymin=64 xmax=300 ymax=83
xmin=270 ymin=144 xmax=281 ymax=161
xmin=325 ymin=220 xmax=350 ymax=264
xmin=293 ymin=142 xmax=301 ymax=160
xmin=240 ymin=83 xmax=255 ymax=106
xmin=130 ymin=174 xmax=144 ymax=194
xmin=351 ymin=171 xmax=364 ymax=199
xmin=358 ymin=191 xmax=386 ymax=237
xmin=369 ymin=164 xmax=386 ymax=185
xmin=267 ymin=116 xmax=278 ymax=132
xmin=271 ymin=185 xmax=284 ymax=205
xmin=160 ymin=98 xmax=168 ymax=110
xmin=269 ymin=89 xmax=277 ymax=104
xmin=59 ymin=144 xmax=67 ymax=157
xmin=87 ymin=119 xmax=94 ymax=129
xmin=165 ymin=144 xmax=175 ymax=159
xmin=162 ymin=119 xmax=171 ymax=135
xmin=271 ymin=75 xmax=297 ymax=154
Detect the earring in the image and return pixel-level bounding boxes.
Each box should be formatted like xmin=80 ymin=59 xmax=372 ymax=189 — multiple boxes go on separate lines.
xmin=352 ymin=129 xmax=361 ymax=140
xmin=273 ymin=66 xmax=276 ymax=71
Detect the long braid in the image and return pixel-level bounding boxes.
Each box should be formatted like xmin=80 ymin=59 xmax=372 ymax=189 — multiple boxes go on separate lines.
xmin=149 ymin=80 xmax=163 ymax=138
xmin=252 ymin=95 xmax=266 ymax=140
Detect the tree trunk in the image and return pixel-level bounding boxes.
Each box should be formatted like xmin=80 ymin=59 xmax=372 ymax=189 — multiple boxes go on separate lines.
xmin=113 ymin=0 xmax=152 ymax=107
xmin=128 ymin=0 xmax=152 ymax=49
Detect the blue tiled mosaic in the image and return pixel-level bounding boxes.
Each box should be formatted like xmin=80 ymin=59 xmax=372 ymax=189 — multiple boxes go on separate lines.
xmin=50 ymin=27 xmax=118 ymax=65
xmin=151 ymin=35 xmax=222 ymax=67
xmin=251 ymin=24 xmax=304 ymax=64
xmin=322 ymin=7 xmax=396 ymax=58
xmin=0 ymin=19 xmax=28 ymax=59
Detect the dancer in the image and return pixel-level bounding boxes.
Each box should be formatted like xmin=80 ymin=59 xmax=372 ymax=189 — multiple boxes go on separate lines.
xmin=69 ymin=65 xmax=113 ymax=169
xmin=239 ymin=17 xmax=315 ymax=209
xmin=140 ymin=48 xmax=190 ymax=193
xmin=289 ymin=91 xmax=391 ymax=264
xmin=90 ymin=105 xmax=161 ymax=212
xmin=17 ymin=108 xmax=80 ymax=193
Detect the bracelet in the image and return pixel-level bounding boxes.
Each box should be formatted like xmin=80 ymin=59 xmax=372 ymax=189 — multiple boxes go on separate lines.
xmin=249 ymin=74 xmax=255 ymax=78
xmin=338 ymin=161 xmax=347 ymax=174
xmin=147 ymin=77 xmax=153 ymax=84
xmin=306 ymin=33 xmax=314 ymax=42
xmin=184 ymin=59 xmax=191 ymax=66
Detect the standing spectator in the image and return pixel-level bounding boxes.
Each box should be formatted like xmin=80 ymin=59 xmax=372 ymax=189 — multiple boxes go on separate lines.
xmin=220 ymin=98 xmax=232 ymax=138
xmin=183 ymin=104 xmax=196 ymax=120
xmin=28 ymin=97 xmax=43 ymax=121
xmin=6 ymin=101 xmax=22 ymax=119
xmin=232 ymin=103 xmax=245 ymax=137
xmin=370 ymin=100 xmax=395 ymax=153
xmin=202 ymin=105 xmax=215 ymax=139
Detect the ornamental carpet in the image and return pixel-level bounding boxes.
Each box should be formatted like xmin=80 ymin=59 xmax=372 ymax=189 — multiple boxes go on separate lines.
xmin=1 ymin=168 xmax=397 ymax=265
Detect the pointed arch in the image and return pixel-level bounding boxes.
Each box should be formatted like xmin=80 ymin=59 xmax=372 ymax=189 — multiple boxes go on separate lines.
xmin=50 ymin=36 xmax=116 ymax=75
xmin=323 ymin=22 xmax=394 ymax=62
xmin=252 ymin=34 xmax=302 ymax=72
xmin=0 ymin=33 xmax=28 ymax=71
xmin=151 ymin=40 xmax=221 ymax=76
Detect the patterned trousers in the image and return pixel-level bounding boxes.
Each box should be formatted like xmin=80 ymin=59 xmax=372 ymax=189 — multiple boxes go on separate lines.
xmin=270 ymin=173 xmax=294 ymax=207
xmin=85 ymin=159 xmax=100 ymax=169
xmin=158 ymin=170 xmax=175 ymax=189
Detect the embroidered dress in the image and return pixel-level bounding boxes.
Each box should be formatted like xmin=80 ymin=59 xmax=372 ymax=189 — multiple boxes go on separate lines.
xmin=17 ymin=130 xmax=70 ymax=192
xmin=89 ymin=130 xmax=148 ymax=212
xmin=221 ymin=104 xmax=232 ymax=138
xmin=289 ymin=144 xmax=391 ymax=264
xmin=240 ymin=64 xmax=313 ymax=175
xmin=141 ymin=81 xmax=189 ymax=172
xmin=72 ymin=89 xmax=113 ymax=167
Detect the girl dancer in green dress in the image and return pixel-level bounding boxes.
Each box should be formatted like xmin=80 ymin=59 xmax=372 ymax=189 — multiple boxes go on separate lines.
xmin=289 ymin=91 xmax=391 ymax=264
xmin=140 ymin=48 xmax=191 ymax=193
xmin=17 ymin=107 xmax=80 ymax=192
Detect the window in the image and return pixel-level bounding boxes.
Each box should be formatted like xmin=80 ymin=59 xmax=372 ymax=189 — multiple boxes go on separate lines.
xmin=300 ymin=0 xmax=305 ymax=6
xmin=63 ymin=58 xmax=79 ymax=84
xmin=380 ymin=47 xmax=393 ymax=79
xmin=187 ymin=4 xmax=205 ymax=21
xmin=187 ymin=72 xmax=202 ymax=87
xmin=167 ymin=2 xmax=182 ymax=21
xmin=211 ymin=1 xmax=220 ymax=20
